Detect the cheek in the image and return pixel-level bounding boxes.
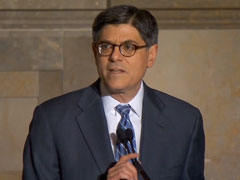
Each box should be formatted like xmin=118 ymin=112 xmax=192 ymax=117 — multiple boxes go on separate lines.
xmin=95 ymin=59 xmax=105 ymax=76
xmin=96 ymin=58 xmax=106 ymax=70
xmin=96 ymin=59 xmax=102 ymax=68
xmin=136 ymin=57 xmax=149 ymax=75
xmin=130 ymin=61 xmax=148 ymax=78
xmin=132 ymin=56 xmax=149 ymax=71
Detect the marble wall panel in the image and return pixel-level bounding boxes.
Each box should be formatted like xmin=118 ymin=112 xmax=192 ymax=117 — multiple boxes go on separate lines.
xmin=0 ymin=98 xmax=38 ymax=172
xmin=0 ymin=71 xmax=38 ymax=98
xmin=0 ymin=11 xmax=100 ymax=29
xmin=0 ymin=31 xmax=63 ymax=71
xmin=144 ymin=29 xmax=240 ymax=179
xmin=111 ymin=0 xmax=240 ymax=9
xmin=63 ymin=30 xmax=98 ymax=93
xmin=39 ymin=71 xmax=63 ymax=104
xmin=151 ymin=9 xmax=240 ymax=29
xmin=0 ymin=0 xmax=106 ymax=9
xmin=0 ymin=171 xmax=21 ymax=180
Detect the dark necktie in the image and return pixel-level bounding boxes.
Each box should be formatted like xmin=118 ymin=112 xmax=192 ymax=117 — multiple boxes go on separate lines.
xmin=115 ymin=104 xmax=137 ymax=162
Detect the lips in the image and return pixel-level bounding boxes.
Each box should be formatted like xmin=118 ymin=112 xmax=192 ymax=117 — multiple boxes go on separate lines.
xmin=110 ymin=69 xmax=124 ymax=73
xmin=108 ymin=67 xmax=125 ymax=73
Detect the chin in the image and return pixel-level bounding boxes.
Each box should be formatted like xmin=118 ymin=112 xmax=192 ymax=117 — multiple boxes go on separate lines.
xmin=104 ymin=82 xmax=125 ymax=93
xmin=107 ymin=85 xmax=125 ymax=93
xmin=104 ymin=78 xmax=123 ymax=87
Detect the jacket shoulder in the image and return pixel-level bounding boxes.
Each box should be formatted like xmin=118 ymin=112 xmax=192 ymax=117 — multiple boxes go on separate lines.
xmin=145 ymin=86 xmax=200 ymax=113
xmin=40 ymin=87 xmax=88 ymax=109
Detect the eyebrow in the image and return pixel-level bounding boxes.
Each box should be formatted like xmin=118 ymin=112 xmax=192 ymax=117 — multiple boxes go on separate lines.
xmin=98 ymin=40 xmax=139 ymax=45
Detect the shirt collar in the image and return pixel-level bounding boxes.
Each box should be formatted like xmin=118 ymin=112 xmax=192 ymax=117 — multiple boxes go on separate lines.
xmin=101 ymin=81 xmax=144 ymax=118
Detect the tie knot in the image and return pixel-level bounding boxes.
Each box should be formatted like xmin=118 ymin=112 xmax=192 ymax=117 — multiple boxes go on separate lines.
xmin=115 ymin=104 xmax=131 ymax=116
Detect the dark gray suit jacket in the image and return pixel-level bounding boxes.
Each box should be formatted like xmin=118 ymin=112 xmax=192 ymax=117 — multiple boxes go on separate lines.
xmin=23 ymin=80 xmax=205 ymax=180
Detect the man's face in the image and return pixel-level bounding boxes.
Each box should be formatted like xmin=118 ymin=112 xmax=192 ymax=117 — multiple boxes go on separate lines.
xmin=93 ymin=24 xmax=157 ymax=96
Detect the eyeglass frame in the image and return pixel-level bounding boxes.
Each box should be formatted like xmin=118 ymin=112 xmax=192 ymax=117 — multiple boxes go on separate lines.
xmin=95 ymin=41 xmax=148 ymax=57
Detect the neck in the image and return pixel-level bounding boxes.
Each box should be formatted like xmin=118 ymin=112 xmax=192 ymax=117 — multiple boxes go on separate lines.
xmin=110 ymin=92 xmax=137 ymax=103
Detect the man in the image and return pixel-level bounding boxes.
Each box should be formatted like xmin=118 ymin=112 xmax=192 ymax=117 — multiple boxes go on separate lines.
xmin=23 ymin=5 xmax=205 ymax=180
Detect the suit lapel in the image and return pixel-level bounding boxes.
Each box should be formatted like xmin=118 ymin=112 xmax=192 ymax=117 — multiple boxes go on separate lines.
xmin=139 ymin=85 xmax=168 ymax=179
xmin=75 ymin=81 xmax=114 ymax=174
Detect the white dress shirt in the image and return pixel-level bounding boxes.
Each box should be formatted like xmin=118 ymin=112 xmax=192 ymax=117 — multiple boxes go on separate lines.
xmin=101 ymin=82 xmax=144 ymax=155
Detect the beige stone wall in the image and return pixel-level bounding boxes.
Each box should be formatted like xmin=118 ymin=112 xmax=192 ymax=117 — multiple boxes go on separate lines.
xmin=0 ymin=1 xmax=240 ymax=179
xmin=145 ymin=30 xmax=240 ymax=180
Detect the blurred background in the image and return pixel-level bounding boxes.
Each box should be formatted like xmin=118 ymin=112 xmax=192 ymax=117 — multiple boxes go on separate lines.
xmin=0 ymin=0 xmax=239 ymax=179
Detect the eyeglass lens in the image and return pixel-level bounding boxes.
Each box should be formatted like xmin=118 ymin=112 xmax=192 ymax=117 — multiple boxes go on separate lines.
xmin=98 ymin=43 xmax=139 ymax=57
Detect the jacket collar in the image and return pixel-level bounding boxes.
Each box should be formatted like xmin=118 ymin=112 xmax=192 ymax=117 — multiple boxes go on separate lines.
xmin=75 ymin=79 xmax=115 ymax=174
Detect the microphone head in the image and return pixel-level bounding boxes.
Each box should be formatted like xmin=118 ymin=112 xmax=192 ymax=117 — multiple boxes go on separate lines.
xmin=116 ymin=128 xmax=126 ymax=143
xmin=125 ymin=128 xmax=133 ymax=140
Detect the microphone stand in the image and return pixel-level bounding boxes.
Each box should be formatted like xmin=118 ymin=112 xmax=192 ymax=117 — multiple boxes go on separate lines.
xmin=125 ymin=129 xmax=151 ymax=180
xmin=117 ymin=128 xmax=151 ymax=180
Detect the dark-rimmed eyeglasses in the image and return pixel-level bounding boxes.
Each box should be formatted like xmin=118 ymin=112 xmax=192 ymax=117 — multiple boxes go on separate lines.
xmin=96 ymin=42 xmax=147 ymax=57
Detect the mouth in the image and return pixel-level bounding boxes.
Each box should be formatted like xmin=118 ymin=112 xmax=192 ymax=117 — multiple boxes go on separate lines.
xmin=108 ymin=67 xmax=125 ymax=74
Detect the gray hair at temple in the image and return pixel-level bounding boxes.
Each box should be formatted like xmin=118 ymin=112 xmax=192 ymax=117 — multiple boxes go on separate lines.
xmin=92 ymin=5 xmax=158 ymax=47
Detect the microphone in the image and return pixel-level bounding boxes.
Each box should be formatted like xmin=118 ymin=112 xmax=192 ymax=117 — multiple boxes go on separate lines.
xmin=125 ymin=128 xmax=135 ymax=154
xmin=125 ymin=128 xmax=151 ymax=180
xmin=116 ymin=127 xmax=151 ymax=180
xmin=116 ymin=128 xmax=126 ymax=143
xmin=116 ymin=128 xmax=130 ymax=154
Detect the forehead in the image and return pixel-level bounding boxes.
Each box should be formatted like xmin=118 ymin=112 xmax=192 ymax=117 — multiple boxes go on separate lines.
xmin=99 ymin=24 xmax=145 ymax=44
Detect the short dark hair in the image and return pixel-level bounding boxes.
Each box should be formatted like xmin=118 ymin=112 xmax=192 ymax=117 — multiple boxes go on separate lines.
xmin=92 ymin=5 xmax=158 ymax=47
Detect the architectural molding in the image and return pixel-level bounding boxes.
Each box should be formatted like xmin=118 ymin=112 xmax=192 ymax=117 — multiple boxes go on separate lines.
xmin=0 ymin=9 xmax=239 ymax=29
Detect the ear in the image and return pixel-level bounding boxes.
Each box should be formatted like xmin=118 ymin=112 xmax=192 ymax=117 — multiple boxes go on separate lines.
xmin=147 ymin=44 xmax=158 ymax=68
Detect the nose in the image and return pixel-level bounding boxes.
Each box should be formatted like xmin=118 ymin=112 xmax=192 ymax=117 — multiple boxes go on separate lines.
xmin=110 ymin=46 xmax=122 ymax=62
